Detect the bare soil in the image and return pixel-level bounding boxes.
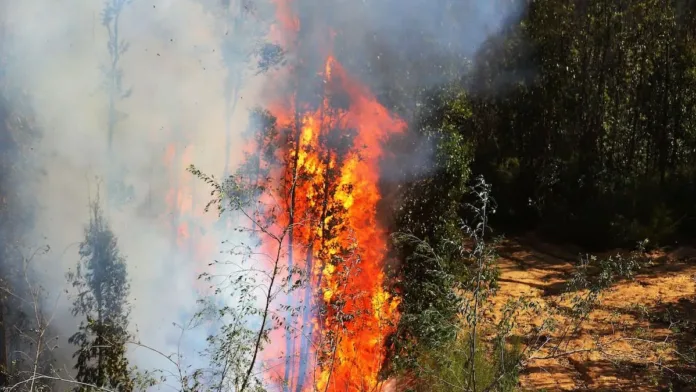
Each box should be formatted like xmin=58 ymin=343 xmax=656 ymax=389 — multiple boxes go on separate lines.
xmin=492 ymin=235 xmax=696 ymax=391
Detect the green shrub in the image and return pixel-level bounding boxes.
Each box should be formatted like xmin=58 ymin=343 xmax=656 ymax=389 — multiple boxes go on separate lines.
xmin=408 ymin=331 xmax=521 ymax=392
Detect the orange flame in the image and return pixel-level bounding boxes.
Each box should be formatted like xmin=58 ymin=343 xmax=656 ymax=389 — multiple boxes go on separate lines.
xmin=253 ymin=2 xmax=404 ymax=390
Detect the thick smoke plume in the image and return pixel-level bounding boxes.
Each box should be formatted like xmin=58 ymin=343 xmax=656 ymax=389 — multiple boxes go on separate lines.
xmin=2 ymin=0 xmax=267 ymax=375
xmin=0 ymin=0 xmax=521 ymax=386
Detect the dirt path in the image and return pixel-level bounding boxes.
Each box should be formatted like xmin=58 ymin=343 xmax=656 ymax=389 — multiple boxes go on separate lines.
xmin=492 ymin=237 xmax=696 ymax=391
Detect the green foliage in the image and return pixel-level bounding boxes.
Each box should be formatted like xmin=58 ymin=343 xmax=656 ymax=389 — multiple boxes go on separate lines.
xmin=387 ymin=86 xmax=476 ymax=366
xmin=189 ymin=161 xmax=278 ymax=392
xmin=389 ymin=173 xmax=665 ymax=389
xmin=384 ymin=14 xmax=696 ymax=383
xmin=463 ymin=0 xmax=696 ymax=248
xmin=67 ymin=201 xmax=133 ymax=391
xmin=391 ymin=177 xmax=523 ymax=391
xmin=382 ymin=0 xmax=696 ymax=249
xmin=189 ymin=110 xmax=298 ymax=391
xmin=390 ymin=230 xmax=463 ymax=367
xmin=408 ymin=334 xmax=521 ymax=392
xmin=566 ymin=239 xmax=650 ymax=300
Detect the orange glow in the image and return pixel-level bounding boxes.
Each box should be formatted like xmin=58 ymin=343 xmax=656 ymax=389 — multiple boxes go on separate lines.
xmin=252 ymin=2 xmax=404 ymax=390
xmin=164 ymin=140 xmax=216 ymax=295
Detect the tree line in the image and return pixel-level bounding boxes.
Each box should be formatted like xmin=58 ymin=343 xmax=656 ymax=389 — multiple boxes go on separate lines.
xmin=1 ymin=0 xmax=696 ymax=390
xmin=376 ymin=0 xmax=696 ymax=389
xmin=381 ymin=0 xmax=696 ymax=250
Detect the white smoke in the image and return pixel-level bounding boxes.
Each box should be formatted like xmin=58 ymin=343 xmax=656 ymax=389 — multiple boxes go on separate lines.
xmin=3 ymin=0 xmax=265 ymax=379
xmin=1 ymin=0 xmax=523 ymax=388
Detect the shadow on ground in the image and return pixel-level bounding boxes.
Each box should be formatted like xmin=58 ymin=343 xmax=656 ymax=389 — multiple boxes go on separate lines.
xmin=493 ymin=234 xmax=696 ymax=391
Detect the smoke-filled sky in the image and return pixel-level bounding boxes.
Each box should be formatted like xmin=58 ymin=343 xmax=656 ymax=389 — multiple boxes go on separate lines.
xmin=1 ymin=0 xmax=521 ymax=387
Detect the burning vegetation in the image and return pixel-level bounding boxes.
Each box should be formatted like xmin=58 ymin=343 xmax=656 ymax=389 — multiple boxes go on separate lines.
xmin=252 ymin=57 xmax=404 ymax=390
xmin=2 ymin=0 xmax=696 ymax=391
xmin=220 ymin=1 xmax=406 ymax=388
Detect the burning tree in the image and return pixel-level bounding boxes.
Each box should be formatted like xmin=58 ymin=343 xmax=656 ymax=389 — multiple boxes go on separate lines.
xmin=189 ymin=114 xmax=296 ymax=392
xmin=262 ymin=1 xmax=406 ymax=388
xmin=193 ymin=0 xmax=406 ymax=389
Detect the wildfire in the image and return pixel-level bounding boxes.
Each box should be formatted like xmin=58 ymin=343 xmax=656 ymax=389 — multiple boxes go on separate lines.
xmin=163 ymin=1 xmax=403 ymax=389
xmin=249 ymin=1 xmax=405 ymax=390
xmin=164 ymin=138 xmax=217 ymax=296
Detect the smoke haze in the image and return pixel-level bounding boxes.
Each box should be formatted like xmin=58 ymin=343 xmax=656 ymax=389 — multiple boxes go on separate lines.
xmin=0 ymin=0 xmax=522 ymax=386
xmin=3 ymin=0 xmax=266 ymax=375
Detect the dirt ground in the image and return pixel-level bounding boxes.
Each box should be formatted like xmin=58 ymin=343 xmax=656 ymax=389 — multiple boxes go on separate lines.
xmin=491 ymin=235 xmax=696 ymax=391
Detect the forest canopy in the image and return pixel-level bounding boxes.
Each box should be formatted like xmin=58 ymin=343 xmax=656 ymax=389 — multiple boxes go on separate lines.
xmin=380 ymin=0 xmax=696 ymax=250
